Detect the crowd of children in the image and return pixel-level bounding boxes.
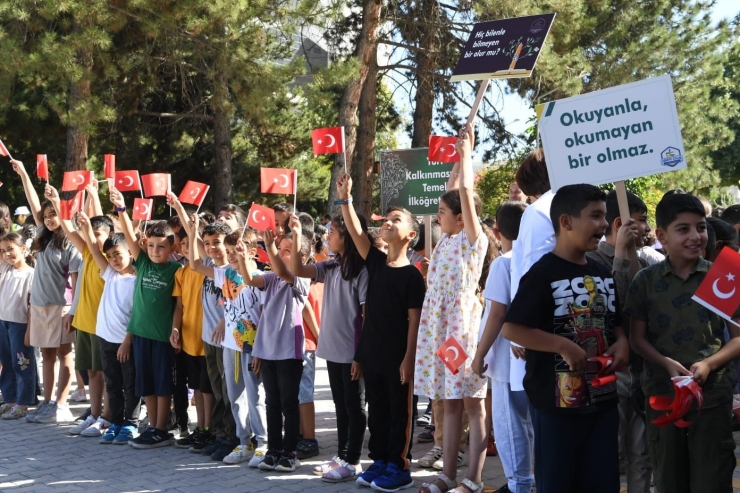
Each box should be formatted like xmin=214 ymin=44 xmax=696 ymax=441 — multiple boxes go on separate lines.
xmin=1 ymin=123 xmax=740 ymax=493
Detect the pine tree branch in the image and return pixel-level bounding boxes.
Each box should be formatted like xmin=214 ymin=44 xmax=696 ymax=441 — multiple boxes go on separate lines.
xmin=134 ymin=111 xmax=214 ymax=122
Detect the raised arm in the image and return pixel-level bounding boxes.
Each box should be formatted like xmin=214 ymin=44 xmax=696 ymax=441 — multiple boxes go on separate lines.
xmin=288 ymin=215 xmax=317 ymax=279
xmin=109 ymin=186 xmax=141 ymax=260
xmin=168 ymin=192 xmax=205 ymax=259
xmin=456 ymin=124 xmax=481 ymax=244
xmin=235 ymin=239 xmax=265 ymax=289
xmin=10 ymin=160 xmax=43 ymax=225
xmin=43 ymin=184 xmax=87 ymax=254
xmin=85 ymin=182 xmax=104 ymax=217
xmin=76 ymin=212 xmax=110 ymax=273
xmin=264 ymin=229 xmax=295 ymax=284
xmin=337 ymin=173 xmax=370 ymax=259
xmin=187 ymin=213 xmax=215 ymax=278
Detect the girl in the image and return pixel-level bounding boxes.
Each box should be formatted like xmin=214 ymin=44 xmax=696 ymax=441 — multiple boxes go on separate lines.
xmin=414 ymin=125 xmax=497 ymax=493
xmin=0 ymin=201 xmax=12 ymax=237
xmin=288 ymin=213 xmax=369 ymax=482
xmin=11 ymin=160 xmax=81 ymax=424
xmin=0 ymin=233 xmax=36 ymax=419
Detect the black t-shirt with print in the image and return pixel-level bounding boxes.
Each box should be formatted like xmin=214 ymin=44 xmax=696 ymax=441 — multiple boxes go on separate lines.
xmin=505 ymin=252 xmax=622 ymax=413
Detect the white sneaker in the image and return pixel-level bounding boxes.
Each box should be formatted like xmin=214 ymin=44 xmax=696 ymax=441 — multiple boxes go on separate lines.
xmin=55 ymin=406 xmax=75 ymax=424
xmin=69 ymin=415 xmax=97 ymax=435
xmin=81 ymin=417 xmax=111 ymax=437
xmin=223 ymin=444 xmax=255 ymax=464
xmin=70 ymin=388 xmax=89 ymax=402
xmin=248 ymin=444 xmax=268 ymax=468
xmin=432 ymin=450 xmax=467 ymax=471
xmin=418 ymin=446 xmax=443 ymax=468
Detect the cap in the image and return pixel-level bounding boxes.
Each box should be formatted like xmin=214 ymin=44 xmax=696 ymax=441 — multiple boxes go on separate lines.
xmin=14 ymin=206 xmax=31 ymax=216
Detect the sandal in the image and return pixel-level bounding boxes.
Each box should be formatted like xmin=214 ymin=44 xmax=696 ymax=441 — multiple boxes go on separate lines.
xmin=313 ymin=456 xmax=341 ymax=476
xmin=450 ymin=478 xmax=484 ymax=493
xmin=419 ymin=473 xmax=456 ymax=493
xmin=322 ymin=459 xmax=361 ymax=483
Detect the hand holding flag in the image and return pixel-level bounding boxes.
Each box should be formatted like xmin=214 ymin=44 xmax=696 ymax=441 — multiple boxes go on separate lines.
xmin=692 ymin=248 xmax=740 ymax=324
xmin=437 ymin=336 xmax=469 ymax=375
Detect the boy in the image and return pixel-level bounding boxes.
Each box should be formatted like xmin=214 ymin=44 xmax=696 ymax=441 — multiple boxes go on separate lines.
xmin=625 ymin=193 xmax=740 ymax=493
xmin=585 ymin=191 xmax=652 ymax=492
xmin=337 ymin=173 xmax=425 ymax=492
xmin=110 ymin=186 xmax=182 ymax=448
xmin=473 ymin=201 xmax=532 ymax=493
xmin=502 ymin=184 xmax=629 ymax=493
xmin=75 ymin=215 xmax=140 ymax=444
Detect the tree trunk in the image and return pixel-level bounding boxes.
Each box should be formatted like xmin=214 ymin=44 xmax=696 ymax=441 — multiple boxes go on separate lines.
xmin=327 ymin=0 xmax=383 ymax=214
xmin=410 ymin=0 xmax=439 ymax=149
xmin=351 ymin=53 xmax=378 ymax=219
xmin=211 ymin=48 xmax=233 ymax=211
xmin=66 ymin=45 xmax=93 ymax=172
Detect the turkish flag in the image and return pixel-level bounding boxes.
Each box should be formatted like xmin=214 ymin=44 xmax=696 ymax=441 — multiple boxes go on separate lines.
xmin=62 ymin=170 xmax=93 ymax=192
xmin=37 ymin=155 xmax=49 ymax=181
xmin=104 ymin=154 xmax=116 ymax=180
xmin=261 ymin=168 xmax=296 ymax=194
xmin=0 ymin=139 xmax=9 ymax=157
xmin=692 ymin=247 xmax=740 ymax=323
xmin=179 ymin=180 xmax=210 ymax=207
xmin=132 ymin=198 xmax=153 ymax=221
xmin=256 ymin=247 xmax=270 ymax=265
xmin=114 ymin=170 xmax=141 ymax=192
xmin=436 ymin=336 xmax=468 ymax=375
xmin=59 ymin=191 xmax=84 ymax=220
xmin=311 ymin=126 xmax=345 ymax=155
xmin=246 ymin=203 xmax=275 ymax=232
xmin=649 ymin=376 xmax=703 ymax=428
xmin=141 ymin=173 xmax=170 ymax=197
xmin=428 ymin=136 xmax=459 ymax=163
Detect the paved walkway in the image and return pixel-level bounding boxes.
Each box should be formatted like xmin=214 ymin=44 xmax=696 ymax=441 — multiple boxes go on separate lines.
xmin=1 ymin=359 xmax=739 ymax=492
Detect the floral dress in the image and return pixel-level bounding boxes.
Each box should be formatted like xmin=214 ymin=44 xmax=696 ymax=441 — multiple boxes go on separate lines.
xmin=414 ymin=229 xmax=488 ymax=400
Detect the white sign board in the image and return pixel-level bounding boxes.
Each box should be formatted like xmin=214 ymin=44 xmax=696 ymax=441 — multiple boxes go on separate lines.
xmin=539 ymin=75 xmax=686 ymax=191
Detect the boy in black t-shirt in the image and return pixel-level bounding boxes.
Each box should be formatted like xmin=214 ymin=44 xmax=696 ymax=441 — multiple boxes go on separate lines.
xmin=503 ymin=184 xmax=629 ymax=493
xmin=337 ymin=173 xmax=426 ymax=492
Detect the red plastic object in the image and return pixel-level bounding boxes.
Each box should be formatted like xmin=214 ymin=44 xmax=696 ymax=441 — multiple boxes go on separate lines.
xmin=588 ymin=356 xmax=617 ymax=388
xmin=649 ymin=376 xmax=703 ymax=427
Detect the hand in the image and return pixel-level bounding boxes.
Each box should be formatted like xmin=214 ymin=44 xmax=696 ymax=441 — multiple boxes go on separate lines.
xmin=472 ymin=353 xmax=488 ymax=379
xmin=186 ymin=214 xmax=198 ymax=237
xmin=251 ymin=356 xmax=262 ymax=375
xmin=615 ymin=218 xmax=639 ymax=257
xmin=288 ymin=214 xmax=302 ymax=238
xmin=690 ymin=360 xmax=711 ymax=385
xmin=165 ymin=191 xmax=179 ymax=207
xmin=170 ymin=328 xmax=181 ymax=351
xmin=399 ymin=356 xmax=413 ymax=385
xmin=455 ymin=124 xmax=475 ymax=160
xmin=511 ymin=345 xmax=526 ymax=360
xmin=44 ymin=184 xmax=60 ymax=204
xmin=603 ymin=336 xmax=629 ymax=373
xmin=76 ymin=211 xmax=90 ymax=228
xmin=234 ymin=239 xmax=247 ymax=259
xmin=24 ymin=327 xmax=30 ymax=347
xmin=559 ymin=340 xmax=587 ymax=371
xmin=420 ymin=257 xmax=430 ymax=278
xmin=63 ymin=313 xmax=74 ymax=334
xmin=264 ymin=228 xmax=275 ymax=247
xmin=663 ymin=357 xmax=692 ymax=378
xmin=117 ymin=341 xmax=131 ymax=363
xmin=211 ymin=324 xmax=225 ymax=345
xmin=84 ymin=183 xmax=97 ymax=196
xmin=109 ymin=187 xmax=125 ymax=209
xmin=10 ymin=159 xmax=27 ymax=176
xmin=336 ymin=173 xmax=352 ymax=200
xmin=351 ymin=360 xmax=363 ymax=381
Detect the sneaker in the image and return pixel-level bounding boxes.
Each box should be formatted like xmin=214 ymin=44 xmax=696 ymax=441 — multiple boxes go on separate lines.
xmin=201 ymin=437 xmax=225 ymax=456
xmin=176 ymin=427 xmax=202 ymax=448
xmin=70 ymin=388 xmax=89 ymax=402
xmin=323 ymin=459 xmax=362 ymax=483
xmin=258 ymin=450 xmax=281 ymax=471
xmin=75 ymin=406 xmax=92 ymax=422
xmin=357 ymin=460 xmax=387 ymax=487
xmin=69 ymin=415 xmax=97 ymax=435
xmin=486 ymin=435 xmax=498 ymax=457
xmin=418 ymin=446 xmax=443 ymax=468
xmin=35 ymin=402 xmax=69 ymax=424
xmin=211 ymin=439 xmax=239 ymax=462
xmin=0 ymin=403 xmax=11 ymax=415
xmin=275 ymin=452 xmax=301 ymax=472
xmin=313 ymin=456 xmax=341 ymax=476
xmin=1 ymin=406 xmax=28 ymax=420
xmin=113 ymin=424 xmax=137 ymax=445
xmin=417 ymin=425 xmax=435 ymax=443
xmin=130 ymin=428 xmax=173 ymax=449
xmin=99 ymin=423 xmax=121 ymax=444
xmin=25 ymin=402 xmax=49 ymax=423
xmin=81 ymin=417 xmax=111 ymax=437
xmin=296 ymin=438 xmax=319 ymax=459
xmin=248 ymin=444 xmax=268 ymax=468
xmin=370 ymin=462 xmax=413 ymax=492
xmin=223 ymin=444 xmax=255 ymax=464
xmin=189 ymin=429 xmax=215 ymax=453
xmin=432 ymin=450 xmax=467 ymax=471
xmin=416 ymin=410 xmax=432 ymax=426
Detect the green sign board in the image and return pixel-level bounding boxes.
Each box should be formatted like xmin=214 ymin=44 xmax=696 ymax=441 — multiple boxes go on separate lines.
xmin=380 ymin=148 xmax=453 ymax=215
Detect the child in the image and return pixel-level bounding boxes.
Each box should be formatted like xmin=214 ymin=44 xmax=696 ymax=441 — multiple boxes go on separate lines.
xmin=75 ymin=214 xmax=141 ymax=444
xmin=12 ymin=160 xmax=81 ymax=424
xmin=0 ymin=232 xmax=36 ymax=420
xmin=415 ymin=124 xmax=494 ymax=493
xmin=502 ymin=184 xmax=629 ymax=493
xmin=110 ymin=186 xmax=182 ymax=448
xmin=337 ymin=173 xmax=426 ymax=492
xmin=242 ymin=228 xmax=311 ymax=473
xmin=288 ymin=213 xmax=369 ymax=482
xmin=472 ymin=201 xmax=533 ymax=493
xmin=625 ymin=193 xmax=740 ymax=493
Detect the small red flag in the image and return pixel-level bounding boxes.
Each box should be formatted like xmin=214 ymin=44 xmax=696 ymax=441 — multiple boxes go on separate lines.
xmin=0 ymin=139 xmax=10 ymax=157
xmin=59 ymin=191 xmax=84 ymax=220
xmin=261 ymin=168 xmax=297 ymax=194
xmin=37 ymin=155 xmax=49 ymax=181
xmin=141 ymin=173 xmax=170 ymax=197
xmin=311 ymin=126 xmax=345 ymax=155
xmin=179 ymin=180 xmax=210 ymax=207
xmin=61 ymin=170 xmax=93 ymax=192
xmin=104 ymin=154 xmax=116 ymax=180
xmin=246 ymin=203 xmax=275 ymax=232
xmin=114 ymin=170 xmax=141 ymax=192
xmin=437 ymin=336 xmax=468 ymax=375
xmin=371 ymin=213 xmax=385 ymax=221
xmin=692 ymin=248 xmax=740 ymax=322
xmin=132 ymin=198 xmax=153 ymax=221
xmin=428 ymin=136 xmax=459 ymax=163
xmin=256 ymin=247 xmax=270 ymax=265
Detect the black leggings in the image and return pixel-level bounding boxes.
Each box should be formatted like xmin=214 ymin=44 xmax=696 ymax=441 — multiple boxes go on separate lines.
xmin=327 ymin=361 xmax=367 ymax=464
xmin=260 ymin=358 xmax=303 ymax=453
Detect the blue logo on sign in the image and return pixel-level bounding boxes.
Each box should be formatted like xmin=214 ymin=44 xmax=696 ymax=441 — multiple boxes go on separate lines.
xmin=660 ymin=147 xmax=683 ymax=168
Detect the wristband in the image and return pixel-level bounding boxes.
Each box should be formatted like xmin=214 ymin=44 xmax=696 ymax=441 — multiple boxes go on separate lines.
xmin=333 ymin=196 xmax=353 ymax=205
xmin=114 ymin=206 xmax=126 ymax=212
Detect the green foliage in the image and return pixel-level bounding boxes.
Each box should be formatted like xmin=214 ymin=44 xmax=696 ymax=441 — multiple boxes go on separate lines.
xmin=474 ymin=154 xmax=525 ymax=219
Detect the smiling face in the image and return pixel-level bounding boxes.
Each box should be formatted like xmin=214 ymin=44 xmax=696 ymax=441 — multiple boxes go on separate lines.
xmin=217 ymin=211 xmax=240 ymax=232
xmin=566 ymin=201 xmax=608 ymax=252
xmin=630 ymin=211 xmax=650 ymax=249
xmin=657 ymin=212 xmax=707 ymax=263
xmin=41 ymin=204 xmax=61 ymax=232
xmin=274 ymin=211 xmax=290 ymax=240
xmin=278 ymin=237 xmax=293 ymax=263
xmin=0 ymin=240 xmax=25 ymax=268
xmin=146 ymin=235 xmax=174 ymax=264
xmin=381 ymin=210 xmax=417 ymax=247
xmin=105 ymin=245 xmax=133 ymax=273
xmin=224 ymin=243 xmax=240 ymax=269
xmin=203 ymin=233 xmax=227 ymax=264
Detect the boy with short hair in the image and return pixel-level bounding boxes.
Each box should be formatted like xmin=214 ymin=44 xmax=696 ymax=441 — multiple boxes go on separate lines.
xmin=110 ymin=186 xmax=182 ymax=449
xmin=503 ymin=184 xmax=629 ymax=493
xmin=337 ymin=173 xmax=426 ymax=492
xmin=625 ymin=193 xmax=740 ymax=493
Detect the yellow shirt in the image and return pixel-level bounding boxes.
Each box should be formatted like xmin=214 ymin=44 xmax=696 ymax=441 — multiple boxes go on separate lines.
xmin=173 ymin=265 xmax=205 ymax=356
xmin=72 ymin=247 xmax=105 ymax=334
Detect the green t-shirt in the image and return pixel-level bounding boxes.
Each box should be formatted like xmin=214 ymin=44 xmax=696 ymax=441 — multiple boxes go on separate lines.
xmin=126 ymin=252 xmax=182 ymax=343
xmin=623 ymin=257 xmax=736 ymax=408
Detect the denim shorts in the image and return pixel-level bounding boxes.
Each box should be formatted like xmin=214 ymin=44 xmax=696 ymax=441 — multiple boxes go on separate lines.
xmin=298 ymin=350 xmax=316 ymax=404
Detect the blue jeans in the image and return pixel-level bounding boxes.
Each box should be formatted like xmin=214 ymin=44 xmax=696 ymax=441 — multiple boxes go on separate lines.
xmin=491 ymin=381 xmax=534 ymax=493
xmin=0 ymin=320 xmax=37 ymax=406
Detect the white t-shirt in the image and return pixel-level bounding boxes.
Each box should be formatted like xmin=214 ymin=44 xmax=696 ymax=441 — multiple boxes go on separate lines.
xmin=0 ymin=263 xmax=34 ymax=323
xmin=213 ymin=266 xmax=263 ymax=352
xmin=96 ymin=266 xmax=136 ymax=344
xmin=482 ymin=252 xmax=512 ymax=383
